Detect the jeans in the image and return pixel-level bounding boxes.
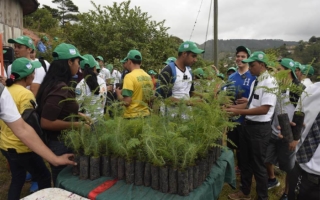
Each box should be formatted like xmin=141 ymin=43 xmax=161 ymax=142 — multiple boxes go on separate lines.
xmin=1 ymin=149 xmax=51 ymax=200
xmin=47 ymin=140 xmax=72 ymax=186
xmin=240 ymin=122 xmax=271 ymax=200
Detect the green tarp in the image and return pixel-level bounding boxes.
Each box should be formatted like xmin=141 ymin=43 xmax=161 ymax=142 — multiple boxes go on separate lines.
xmin=57 ymin=149 xmax=236 ymax=200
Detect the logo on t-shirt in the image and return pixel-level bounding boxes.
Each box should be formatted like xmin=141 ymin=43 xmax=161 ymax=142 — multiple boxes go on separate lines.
xmin=243 ymin=78 xmax=251 ymax=86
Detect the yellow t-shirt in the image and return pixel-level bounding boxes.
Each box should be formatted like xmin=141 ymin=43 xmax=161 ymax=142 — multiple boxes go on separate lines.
xmin=122 ymin=69 xmax=153 ymax=118
xmin=0 ymin=84 xmax=35 ymax=153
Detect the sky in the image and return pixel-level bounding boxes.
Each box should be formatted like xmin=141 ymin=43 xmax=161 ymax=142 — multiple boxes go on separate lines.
xmin=38 ymin=0 xmax=320 ymax=44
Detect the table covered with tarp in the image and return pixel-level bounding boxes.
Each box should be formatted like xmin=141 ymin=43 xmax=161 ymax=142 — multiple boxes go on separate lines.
xmin=56 ymin=149 xmax=236 ymax=200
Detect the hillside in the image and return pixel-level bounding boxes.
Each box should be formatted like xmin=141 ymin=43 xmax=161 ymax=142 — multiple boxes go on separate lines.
xmin=200 ymin=39 xmax=298 ymax=60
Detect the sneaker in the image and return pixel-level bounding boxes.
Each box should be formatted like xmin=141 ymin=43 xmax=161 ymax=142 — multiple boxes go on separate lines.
xmin=268 ymin=178 xmax=280 ymax=190
xmin=25 ymin=172 xmax=32 ymax=182
xmin=30 ymin=182 xmax=39 ymax=193
xmin=279 ymin=193 xmax=288 ymax=200
xmin=228 ymin=191 xmax=251 ymax=200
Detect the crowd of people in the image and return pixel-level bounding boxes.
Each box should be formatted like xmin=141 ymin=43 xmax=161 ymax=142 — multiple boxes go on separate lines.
xmin=0 ymin=35 xmax=319 ymax=200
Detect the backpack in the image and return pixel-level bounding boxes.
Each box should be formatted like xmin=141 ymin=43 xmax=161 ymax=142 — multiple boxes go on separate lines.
xmin=156 ymin=62 xmax=193 ymax=97
xmin=21 ymin=100 xmax=47 ymax=144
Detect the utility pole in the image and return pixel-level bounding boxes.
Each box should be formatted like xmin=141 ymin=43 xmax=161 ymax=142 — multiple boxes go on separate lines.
xmin=213 ymin=0 xmax=218 ymax=66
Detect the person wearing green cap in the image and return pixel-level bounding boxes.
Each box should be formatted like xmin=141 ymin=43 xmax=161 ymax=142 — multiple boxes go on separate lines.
xmin=163 ymin=57 xmax=177 ymax=66
xmin=76 ymin=54 xmax=107 ymax=121
xmin=294 ymin=62 xmax=304 ymax=82
xmin=0 ymin=58 xmax=52 ymax=199
xmin=116 ymin=50 xmax=153 ymax=118
xmin=227 ymin=51 xmax=277 ymax=200
xmin=96 ymin=56 xmax=111 ymax=83
xmin=36 ymin=43 xmax=88 ymax=185
xmin=301 ymin=65 xmax=314 ymax=87
xmin=226 ymin=66 xmax=237 ymax=77
xmin=147 ymin=69 xmax=157 ymax=90
xmin=224 ymin=46 xmax=255 ymax=178
xmin=7 ymin=35 xmax=46 ymax=97
xmin=158 ymin=41 xmax=204 ymax=105
xmin=264 ymin=58 xmax=305 ymax=199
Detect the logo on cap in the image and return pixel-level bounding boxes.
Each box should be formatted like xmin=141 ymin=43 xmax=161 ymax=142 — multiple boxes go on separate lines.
xmin=28 ymin=39 xmax=33 ymax=45
xmin=26 ymin=63 xmax=32 ymax=69
xmin=258 ymin=54 xmax=264 ymax=60
xmin=69 ymin=49 xmax=76 ymax=55
xmin=184 ymin=44 xmax=189 ymax=48
xmin=289 ymin=62 xmax=294 ymax=67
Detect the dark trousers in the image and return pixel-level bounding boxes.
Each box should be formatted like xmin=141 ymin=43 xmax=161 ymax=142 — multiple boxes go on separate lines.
xmin=1 ymin=149 xmax=51 ymax=200
xmin=288 ymin=162 xmax=320 ymax=200
xmin=227 ymin=124 xmax=243 ymax=169
xmin=240 ymin=122 xmax=271 ymax=200
xmin=47 ymin=140 xmax=72 ymax=186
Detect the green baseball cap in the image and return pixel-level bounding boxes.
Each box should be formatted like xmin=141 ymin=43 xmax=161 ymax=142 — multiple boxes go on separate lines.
xmin=148 ymin=70 xmax=157 ymax=75
xmin=121 ymin=50 xmax=142 ymax=63
xmin=53 ymin=43 xmax=86 ymax=61
xmin=11 ymin=57 xmax=41 ymax=80
xmin=227 ymin=67 xmax=237 ymax=73
xmin=242 ymin=51 xmax=268 ymax=64
xmin=217 ymin=73 xmax=225 ymax=80
xmin=8 ymin=35 xmax=35 ymax=50
xmin=106 ymin=64 xmax=113 ymax=71
xmin=95 ymin=61 xmax=101 ymax=70
xmin=236 ymin=46 xmax=251 ymax=56
xmin=294 ymin=62 xmax=304 ymax=71
xmin=278 ymin=58 xmax=297 ymax=79
xmin=302 ymin=65 xmax=314 ymax=76
xmin=193 ymin=68 xmax=205 ymax=77
xmin=163 ymin=57 xmax=177 ymax=65
xmin=96 ymin=56 xmax=104 ymax=61
xmin=178 ymin=41 xmax=205 ymax=54
xmin=80 ymin=54 xmax=96 ymax=69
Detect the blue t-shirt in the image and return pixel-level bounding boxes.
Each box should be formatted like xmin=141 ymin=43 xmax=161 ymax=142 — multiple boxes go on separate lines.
xmin=227 ymin=70 xmax=256 ymax=123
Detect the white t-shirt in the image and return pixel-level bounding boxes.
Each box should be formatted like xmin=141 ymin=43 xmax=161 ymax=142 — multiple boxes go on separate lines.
xmin=99 ymin=68 xmax=111 ymax=82
xmin=245 ymin=71 xmax=277 ymax=122
xmin=111 ymin=69 xmax=122 ymax=84
xmin=295 ymin=82 xmax=320 ymax=175
xmin=0 ymin=87 xmax=21 ymax=123
xmin=76 ymin=76 xmax=107 ymax=121
xmin=171 ymin=66 xmax=192 ymax=100
xmin=301 ymin=78 xmax=313 ymax=88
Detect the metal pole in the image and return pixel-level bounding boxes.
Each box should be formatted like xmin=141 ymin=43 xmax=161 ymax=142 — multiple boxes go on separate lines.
xmin=213 ymin=0 xmax=218 ymax=66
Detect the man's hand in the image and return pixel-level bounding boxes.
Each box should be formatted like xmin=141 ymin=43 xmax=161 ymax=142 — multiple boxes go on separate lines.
xmin=225 ymin=107 xmax=238 ymax=116
xmin=52 ymin=153 xmax=77 ymax=167
xmin=289 ymin=140 xmax=299 ymax=151
xmin=235 ymin=97 xmax=248 ymax=105
xmin=0 ymin=76 xmax=7 ymax=85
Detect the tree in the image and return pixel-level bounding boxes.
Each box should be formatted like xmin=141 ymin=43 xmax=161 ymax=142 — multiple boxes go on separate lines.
xmin=68 ymin=0 xmax=180 ymax=71
xmin=309 ymin=36 xmax=317 ymax=43
xmin=52 ymin=0 xmax=79 ymax=27
xmin=23 ymin=7 xmax=59 ymax=31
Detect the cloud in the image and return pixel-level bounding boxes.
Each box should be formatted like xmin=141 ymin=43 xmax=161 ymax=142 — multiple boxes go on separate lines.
xmin=38 ymin=0 xmax=320 ymax=43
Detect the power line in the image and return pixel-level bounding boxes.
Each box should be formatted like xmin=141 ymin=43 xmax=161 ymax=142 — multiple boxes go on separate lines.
xmin=189 ymin=0 xmax=205 ymax=41
xmin=203 ymin=0 xmax=213 ymax=58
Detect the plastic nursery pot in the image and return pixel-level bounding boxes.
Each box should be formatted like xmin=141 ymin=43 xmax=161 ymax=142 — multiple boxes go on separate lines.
xmin=134 ymin=160 xmax=145 ymax=186
xmin=188 ymin=166 xmax=194 ymax=192
xmin=79 ymin=155 xmax=89 ymax=180
xmin=198 ymin=159 xmax=206 ymax=184
xmin=72 ymin=155 xmax=80 ymax=176
xmin=144 ymin=163 xmax=151 ymax=187
xmin=151 ymin=165 xmax=160 ymax=190
xmin=101 ymin=156 xmax=111 ymax=177
xmin=168 ymin=167 xmax=178 ymax=194
xmin=208 ymin=148 xmax=216 ymax=171
xmin=125 ymin=160 xmax=135 ymax=184
xmin=90 ymin=156 xmax=101 ymax=180
xmin=177 ymin=170 xmax=189 ymax=196
xmin=159 ymin=166 xmax=169 ymax=193
xmin=193 ymin=164 xmax=200 ymax=189
xmin=292 ymin=111 xmax=305 ymax=141
xmin=110 ymin=156 xmax=118 ymax=179
xmin=278 ymin=113 xmax=293 ymax=142
xmin=118 ymin=157 xmax=125 ymax=180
